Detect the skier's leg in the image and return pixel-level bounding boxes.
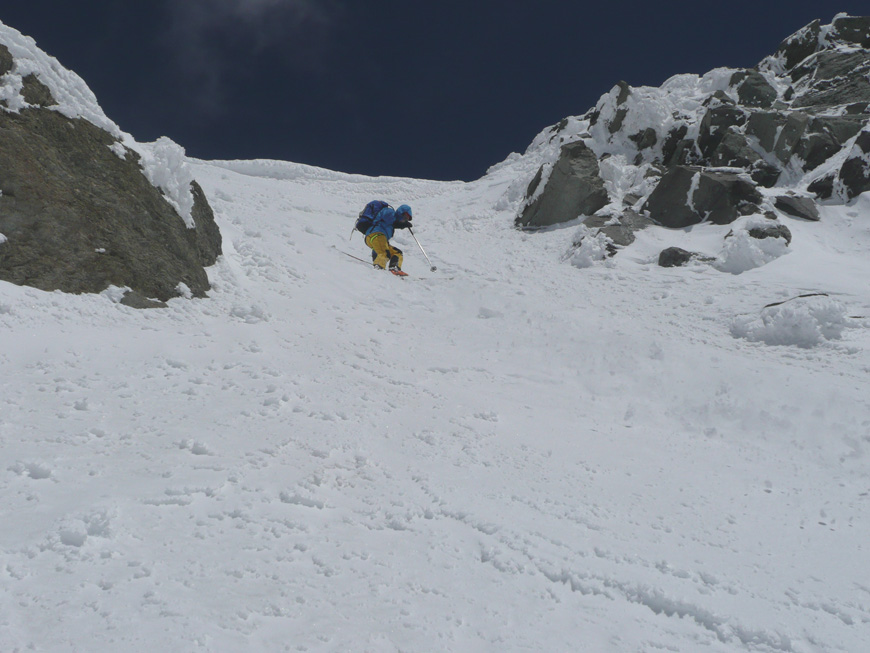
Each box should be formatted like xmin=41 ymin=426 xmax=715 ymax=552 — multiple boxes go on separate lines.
xmin=387 ymin=244 xmax=403 ymax=270
xmin=365 ymin=233 xmax=390 ymax=269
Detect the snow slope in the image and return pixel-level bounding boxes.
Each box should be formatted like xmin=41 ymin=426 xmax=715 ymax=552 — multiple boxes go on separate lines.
xmin=2 ymin=151 xmax=870 ymax=652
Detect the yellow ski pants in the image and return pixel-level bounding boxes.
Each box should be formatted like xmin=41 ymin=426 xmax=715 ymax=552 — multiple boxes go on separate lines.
xmin=365 ymin=232 xmax=403 ymax=270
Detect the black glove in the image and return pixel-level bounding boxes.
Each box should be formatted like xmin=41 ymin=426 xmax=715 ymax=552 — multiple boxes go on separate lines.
xmin=394 ymin=219 xmax=412 ymax=230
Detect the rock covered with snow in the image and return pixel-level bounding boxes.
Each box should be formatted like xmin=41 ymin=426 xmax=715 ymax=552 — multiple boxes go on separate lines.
xmin=508 ymin=14 xmax=870 ymax=272
xmin=0 ymin=22 xmax=221 ymax=302
xmin=642 ymin=166 xmax=763 ymax=228
xmin=517 ymin=140 xmax=608 ymax=228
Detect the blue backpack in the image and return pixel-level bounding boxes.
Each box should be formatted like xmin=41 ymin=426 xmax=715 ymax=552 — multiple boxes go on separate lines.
xmin=355 ymin=200 xmax=392 ymax=235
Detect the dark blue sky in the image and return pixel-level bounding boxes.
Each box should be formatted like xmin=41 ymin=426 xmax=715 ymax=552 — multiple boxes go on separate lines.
xmin=2 ymin=2 xmax=867 ymax=180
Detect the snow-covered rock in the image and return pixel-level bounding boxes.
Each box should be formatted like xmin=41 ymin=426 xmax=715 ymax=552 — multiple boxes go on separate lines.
xmin=516 ymin=140 xmax=608 ymax=229
xmin=507 ymin=14 xmax=870 ymax=272
xmin=0 ymin=24 xmax=221 ymax=302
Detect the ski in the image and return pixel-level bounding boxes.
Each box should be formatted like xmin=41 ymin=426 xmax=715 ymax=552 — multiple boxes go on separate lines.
xmin=333 ymin=246 xmax=370 ymax=266
xmin=334 ymin=246 xmax=410 ymax=277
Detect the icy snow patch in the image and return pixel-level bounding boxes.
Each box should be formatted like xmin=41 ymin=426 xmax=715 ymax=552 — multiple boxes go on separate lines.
xmin=731 ymin=295 xmax=849 ymax=348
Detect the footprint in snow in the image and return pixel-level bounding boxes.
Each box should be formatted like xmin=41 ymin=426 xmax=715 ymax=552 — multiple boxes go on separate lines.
xmin=179 ymin=440 xmax=212 ymax=456
xmin=9 ymin=461 xmax=52 ymax=480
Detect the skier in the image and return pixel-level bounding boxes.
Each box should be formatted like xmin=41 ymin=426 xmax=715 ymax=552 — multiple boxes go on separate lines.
xmin=361 ymin=202 xmax=413 ymax=274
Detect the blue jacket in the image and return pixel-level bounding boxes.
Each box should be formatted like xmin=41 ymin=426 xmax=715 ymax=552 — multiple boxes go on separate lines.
xmin=367 ymin=206 xmax=401 ymax=240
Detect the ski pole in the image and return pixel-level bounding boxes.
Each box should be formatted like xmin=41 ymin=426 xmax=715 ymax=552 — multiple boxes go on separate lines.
xmin=409 ymin=228 xmax=436 ymax=271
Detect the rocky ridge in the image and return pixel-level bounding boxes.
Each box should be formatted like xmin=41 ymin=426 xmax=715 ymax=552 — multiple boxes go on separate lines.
xmin=0 ymin=23 xmax=221 ymax=306
xmin=511 ymin=14 xmax=870 ymax=269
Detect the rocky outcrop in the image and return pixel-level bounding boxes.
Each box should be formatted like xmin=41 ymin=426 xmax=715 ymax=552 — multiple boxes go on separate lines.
xmin=0 ymin=42 xmax=222 ymax=303
xmin=513 ymin=14 xmax=870 ymax=271
xmin=517 ymin=141 xmax=609 ymax=229
xmin=658 ymin=247 xmax=700 ymax=268
xmin=744 ymin=221 xmax=793 ymax=245
xmin=774 ymin=194 xmax=820 ymax=221
xmin=643 ymin=167 xmax=763 ymax=228
xmin=836 ymin=129 xmax=870 ymax=199
xmin=582 ymin=209 xmax=652 ymax=250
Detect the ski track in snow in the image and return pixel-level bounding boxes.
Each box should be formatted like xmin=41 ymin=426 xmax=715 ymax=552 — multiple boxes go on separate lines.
xmin=1 ymin=159 xmax=870 ymax=652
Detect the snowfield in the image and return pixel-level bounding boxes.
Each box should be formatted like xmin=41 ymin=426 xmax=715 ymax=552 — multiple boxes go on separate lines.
xmin=2 ymin=152 xmax=870 ymax=652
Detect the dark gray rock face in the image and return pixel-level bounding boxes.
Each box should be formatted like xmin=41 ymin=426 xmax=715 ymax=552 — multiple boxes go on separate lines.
xmin=0 ymin=45 xmax=11 ymax=76
xmin=774 ymin=194 xmax=820 ymax=221
xmin=831 ymin=15 xmax=870 ymax=46
xmin=731 ymin=70 xmax=778 ymax=108
xmin=189 ymin=180 xmax=223 ymax=267
xmin=807 ymin=174 xmax=835 ymax=200
xmin=792 ymin=51 xmax=870 ymax=109
xmin=629 ymin=128 xmax=657 ymax=151
xmin=0 ymin=45 xmax=222 ymax=303
xmin=517 ymin=141 xmax=609 ymax=229
xmin=583 ymin=209 xmax=652 ymax=249
xmin=837 ymin=130 xmax=870 ymax=199
xmin=658 ymin=247 xmax=696 ymax=268
xmin=775 ymin=19 xmax=822 ymax=70
xmin=747 ymin=222 xmax=792 ymax=245
xmin=710 ymin=129 xmax=764 ymax=170
xmin=745 ymin=111 xmax=786 ymax=152
xmin=21 ymin=74 xmax=55 ymax=107
xmin=698 ymin=103 xmax=748 ymax=159
xmin=642 ymin=167 xmax=763 ymax=228
xmin=119 ymin=291 xmax=168 ymax=309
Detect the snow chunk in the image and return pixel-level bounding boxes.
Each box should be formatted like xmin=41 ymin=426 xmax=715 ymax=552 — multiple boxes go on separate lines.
xmin=109 ymin=142 xmax=127 ymax=160
xmin=175 ymin=282 xmax=193 ymax=299
xmin=713 ymin=219 xmax=790 ymax=274
xmin=568 ymin=226 xmax=613 ymax=269
xmin=731 ymin=295 xmax=849 ymax=348
xmin=138 ymin=138 xmax=196 ymax=227
xmin=9 ymin=460 xmax=52 ymax=479
xmin=101 ymin=286 xmax=131 ymax=304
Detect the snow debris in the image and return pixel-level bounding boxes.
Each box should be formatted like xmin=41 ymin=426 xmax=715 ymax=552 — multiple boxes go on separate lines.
xmin=568 ymin=226 xmax=613 ymax=268
xmin=138 ymin=138 xmax=196 ymax=227
xmin=108 ymin=141 xmax=128 ymax=160
xmin=713 ymin=219 xmax=791 ymax=274
xmin=101 ymin=285 xmax=131 ymax=304
xmin=731 ymin=295 xmax=849 ymax=348
xmin=175 ymin=282 xmax=193 ymax=299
